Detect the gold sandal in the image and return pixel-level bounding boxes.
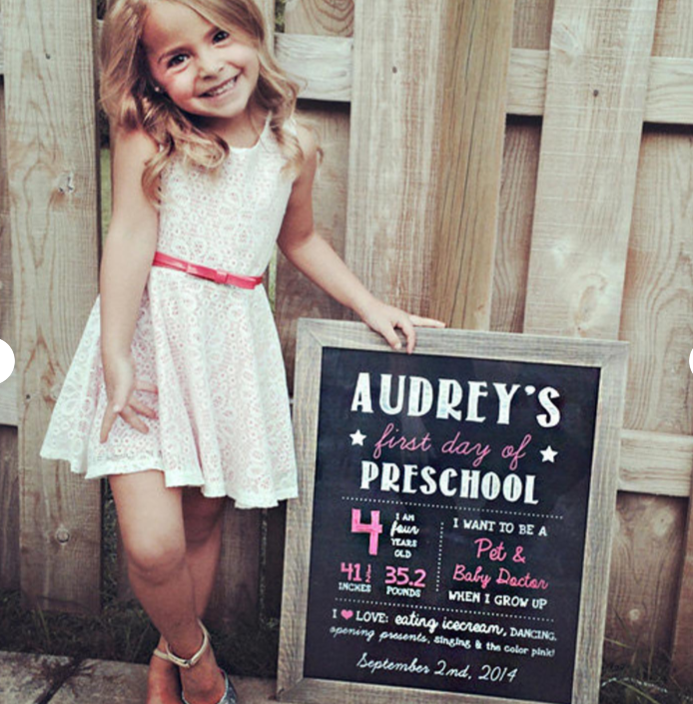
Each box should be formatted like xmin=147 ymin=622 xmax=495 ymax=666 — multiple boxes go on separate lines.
xmin=153 ymin=620 xmax=237 ymax=704
xmin=154 ymin=620 xmax=210 ymax=668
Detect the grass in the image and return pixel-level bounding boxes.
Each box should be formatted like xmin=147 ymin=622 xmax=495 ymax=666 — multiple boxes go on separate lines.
xmin=600 ymin=661 xmax=693 ymax=704
xmin=597 ymin=633 xmax=693 ymax=704
xmin=0 ymin=590 xmax=280 ymax=679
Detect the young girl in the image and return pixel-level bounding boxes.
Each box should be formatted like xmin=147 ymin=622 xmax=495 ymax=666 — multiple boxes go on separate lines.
xmin=41 ymin=0 xmax=443 ymax=702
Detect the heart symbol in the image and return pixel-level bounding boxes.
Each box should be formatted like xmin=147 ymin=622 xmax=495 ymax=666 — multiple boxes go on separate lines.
xmin=341 ymin=610 xmax=354 ymax=620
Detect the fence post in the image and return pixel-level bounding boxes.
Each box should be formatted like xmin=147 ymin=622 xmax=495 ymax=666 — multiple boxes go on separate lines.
xmin=4 ymin=0 xmax=102 ymax=612
xmin=431 ymin=0 xmax=514 ymax=330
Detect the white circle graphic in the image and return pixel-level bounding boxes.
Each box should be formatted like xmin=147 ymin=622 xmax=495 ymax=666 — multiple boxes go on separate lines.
xmin=0 ymin=339 xmax=16 ymax=384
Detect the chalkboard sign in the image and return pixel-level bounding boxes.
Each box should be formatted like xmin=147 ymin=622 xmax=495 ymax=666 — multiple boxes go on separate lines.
xmin=278 ymin=320 xmax=628 ymax=704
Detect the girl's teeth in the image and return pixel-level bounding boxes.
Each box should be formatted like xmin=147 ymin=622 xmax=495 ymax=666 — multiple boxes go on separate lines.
xmin=206 ymin=77 xmax=237 ymax=97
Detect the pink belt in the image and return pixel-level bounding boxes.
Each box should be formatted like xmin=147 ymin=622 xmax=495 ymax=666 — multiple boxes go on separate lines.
xmin=152 ymin=251 xmax=263 ymax=290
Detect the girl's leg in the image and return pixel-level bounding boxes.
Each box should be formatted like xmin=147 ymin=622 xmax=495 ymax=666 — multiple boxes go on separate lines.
xmin=110 ymin=471 xmax=226 ymax=704
xmin=150 ymin=489 xmax=226 ymax=695
xmin=182 ymin=488 xmax=226 ymax=616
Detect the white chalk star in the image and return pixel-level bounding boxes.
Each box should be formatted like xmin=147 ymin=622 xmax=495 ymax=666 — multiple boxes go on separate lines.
xmin=540 ymin=445 xmax=558 ymax=463
xmin=350 ymin=429 xmax=367 ymax=446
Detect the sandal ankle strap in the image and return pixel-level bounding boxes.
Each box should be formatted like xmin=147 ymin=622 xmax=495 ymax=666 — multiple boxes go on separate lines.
xmin=164 ymin=620 xmax=210 ymax=669
xmin=152 ymin=647 xmax=170 ymax=662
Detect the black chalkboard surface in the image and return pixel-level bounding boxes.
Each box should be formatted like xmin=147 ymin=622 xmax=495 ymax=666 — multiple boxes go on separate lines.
xmin=278 ymin=321 xmax=628 ymax=704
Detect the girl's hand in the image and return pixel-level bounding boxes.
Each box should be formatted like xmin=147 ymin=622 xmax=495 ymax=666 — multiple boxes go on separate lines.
xmin=359 ymin=299 xmax=446 ymax=354
xmin=100 ymin=353 xmax=158 ymax=443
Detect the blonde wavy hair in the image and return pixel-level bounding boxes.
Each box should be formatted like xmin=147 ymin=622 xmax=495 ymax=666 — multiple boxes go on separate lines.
xmin=100 ymin=0 xmax=304 ymax=203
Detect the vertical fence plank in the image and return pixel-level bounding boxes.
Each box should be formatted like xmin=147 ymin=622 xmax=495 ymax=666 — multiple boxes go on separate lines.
xmin=0 ymin=34 xmax=20 ymax=588
xmin=523 ymin=0 xmax=658 ymax=338
xmin=651 ymin=0 xmax=693 ymax=57
xmin=620 ymin=129 xmax=693 ymax=435
xmin=513 ymin=0 xmax=555 ymax=48
xmin=521 ymin=0 xmax=659 ymax=682
xmin=284 ymin=0 xmax=354 ymax=36
xmin=606 ymin=494 xmax=686 ymax=663
xmin=4 ymin=0 xmax=102 ymax=612
xmin=608 ymin=126 xmax=693 ymax=660
xmin=491 ymin=0 xmax=552 ymax=336
xmin=345 ymin=0 xmax=446 ymax=309
xmin=207 ymin=508 xmax=263 ymax=628
xmin=650 ymin=0 xmax=693 ymax=682
xmin=490 ymin=116 xmax=542 ymax=334
xmin=431 ymin=0 xmax=514 ymax=329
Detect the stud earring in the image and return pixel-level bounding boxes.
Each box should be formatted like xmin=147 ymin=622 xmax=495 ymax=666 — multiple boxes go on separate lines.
xmin=153 ymin=85 xmax=162 ymax=93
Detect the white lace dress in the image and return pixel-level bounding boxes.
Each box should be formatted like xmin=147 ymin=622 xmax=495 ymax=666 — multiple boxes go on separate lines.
xmin=40 ymin=119 xmax=299 ymax=509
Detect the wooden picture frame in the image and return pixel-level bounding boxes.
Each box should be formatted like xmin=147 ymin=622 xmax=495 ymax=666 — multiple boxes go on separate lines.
xmin=278 ymin=319 xmax=628 ymax=704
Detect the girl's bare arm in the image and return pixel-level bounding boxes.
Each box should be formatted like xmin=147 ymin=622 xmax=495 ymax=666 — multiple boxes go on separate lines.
xmin=99 ymin=128 xmax=159 ymax=441
xmin=277 ymin=125 xmax=444 ymax=353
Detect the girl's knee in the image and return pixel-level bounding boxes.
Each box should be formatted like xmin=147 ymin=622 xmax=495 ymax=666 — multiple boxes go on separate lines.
xmin=125 ymin=534 xmax=186 ymax=583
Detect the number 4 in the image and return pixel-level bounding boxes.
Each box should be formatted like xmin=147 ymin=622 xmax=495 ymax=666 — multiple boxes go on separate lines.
xmin=351 ymin=509 xmax=383 ymax=556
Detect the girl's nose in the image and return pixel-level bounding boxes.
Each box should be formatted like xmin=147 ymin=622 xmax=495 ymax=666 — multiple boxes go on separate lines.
xmin=198 ymin=52 xmax=222 ymax=78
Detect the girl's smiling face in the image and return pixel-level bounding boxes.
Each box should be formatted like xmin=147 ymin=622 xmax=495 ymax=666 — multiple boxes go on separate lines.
xmin=143 ymin=1 xmax=260 ymax=136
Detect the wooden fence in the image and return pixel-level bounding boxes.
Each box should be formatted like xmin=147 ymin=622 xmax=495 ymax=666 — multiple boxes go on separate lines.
xmin=1 ymin=0 xmax=693 ymax=680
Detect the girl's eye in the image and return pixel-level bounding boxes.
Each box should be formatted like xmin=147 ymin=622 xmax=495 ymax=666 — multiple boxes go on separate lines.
xmin=213 ymin=30 xmax=229 ymax=43
xmin=167 ymin=53 xmax=187 ymax=68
